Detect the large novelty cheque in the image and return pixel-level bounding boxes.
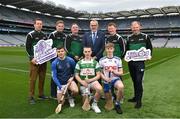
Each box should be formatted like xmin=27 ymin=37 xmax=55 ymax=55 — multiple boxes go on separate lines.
xmin=34 ymin=39 xmax=57 ymax=64
xmin=124 ymin=47 xmax=151 ymax=62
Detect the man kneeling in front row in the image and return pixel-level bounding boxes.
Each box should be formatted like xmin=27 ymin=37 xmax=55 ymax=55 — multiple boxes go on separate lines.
xmin=75 ymin=47 xmax=103 ymax=113
xmin=99 ymin=43 xmax=124 ymax=114
xmin=51 ymin=46 xmax=79 ymax=111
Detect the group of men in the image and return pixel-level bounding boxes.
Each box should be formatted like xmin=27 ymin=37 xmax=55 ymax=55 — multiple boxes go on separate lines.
xmin=25 ymin=18 xmax=152 ymax=114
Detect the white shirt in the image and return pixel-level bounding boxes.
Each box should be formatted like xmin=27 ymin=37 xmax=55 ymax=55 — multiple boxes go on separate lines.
xmin=99 ymin=56 xmax=122 ymax=81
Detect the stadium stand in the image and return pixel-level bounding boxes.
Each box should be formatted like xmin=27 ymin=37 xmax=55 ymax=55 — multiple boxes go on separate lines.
xmin=0 ymin=34 xmax=25 ymax=46
xmin=0 ymin=0 xmax=180 ymax=47
xmin=11 ymin=34 xmax=26 ymax=43
xmin=0 ymin=39 xmax=10 ymax=45
xmin=152 ymin=38 xmax=168 ymax=48
xmin=166 ymin=38 xmax=180 ymax=48
xmin=1 ymin=4 xmax=180 ymax=29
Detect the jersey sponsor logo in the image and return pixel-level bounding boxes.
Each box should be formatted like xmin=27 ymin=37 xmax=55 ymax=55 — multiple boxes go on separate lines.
xmin=80 ymin=68 xmax=95 ymax=76
xmin=34 ymin=39 xmax=57 ymax=64
xmin=124 ymin=47 xmax=151 ymax=62
xmin=104 ymin=66 xmax=117 ymax=71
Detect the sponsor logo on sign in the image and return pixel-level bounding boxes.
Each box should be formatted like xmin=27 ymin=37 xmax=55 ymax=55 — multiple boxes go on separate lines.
xmin=34 ymin=39 xmax=57 ymax=64
xmin=124 ymin=47 xmax=151 ymax=62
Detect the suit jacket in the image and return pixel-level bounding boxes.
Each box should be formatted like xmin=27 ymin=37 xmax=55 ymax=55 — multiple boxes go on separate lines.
xmin=82 ymin=30 xmax=105 ymax=61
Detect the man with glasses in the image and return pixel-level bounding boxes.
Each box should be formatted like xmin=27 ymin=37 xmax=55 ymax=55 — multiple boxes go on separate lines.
xmin=82 ymin=19 xmax=105 ymax=61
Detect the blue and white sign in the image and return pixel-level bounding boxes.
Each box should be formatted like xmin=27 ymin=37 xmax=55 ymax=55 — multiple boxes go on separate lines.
xmin=34 ymin=39 xmax=57 ymax=64
xmin=124 ymin=47 xmax=151 ymax=62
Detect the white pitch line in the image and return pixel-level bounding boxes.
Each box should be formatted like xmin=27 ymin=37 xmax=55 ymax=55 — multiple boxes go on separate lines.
xmin=122 ymin=54 xmax=178 ymax=76
xmin=0 ymin=67 xmax=51 ymax=76
xmin=0 ymin=67 xmax=28 ymax=73
xmin=0 ymin=54 xmax=179 ymax=77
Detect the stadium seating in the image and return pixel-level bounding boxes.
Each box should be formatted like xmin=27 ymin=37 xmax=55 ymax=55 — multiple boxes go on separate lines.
xmin=1 ymin=5 xmax=180 ymax=29
xmin=152 ymin=38 xmax=168 ymax=48
xmin=0 ymin=5 xmax=180 ymax=48
xmin=0 ymin=34 xmax=25 ymax=46
xmin=166 ymin=38 xmax=180 ymax=48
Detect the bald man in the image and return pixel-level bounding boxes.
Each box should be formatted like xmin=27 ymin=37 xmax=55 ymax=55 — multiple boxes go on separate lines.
xmin=126 ymin=21 xmax=153 ymax=109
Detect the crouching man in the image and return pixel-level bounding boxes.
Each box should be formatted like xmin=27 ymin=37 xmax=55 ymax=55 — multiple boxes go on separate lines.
xmin=99 ymin=43 xmax=124 ymax=114
xmin=75 ymin=47 xmax=103 ymax=113
xmin=51 ymin=46 xmax=78 ymax=113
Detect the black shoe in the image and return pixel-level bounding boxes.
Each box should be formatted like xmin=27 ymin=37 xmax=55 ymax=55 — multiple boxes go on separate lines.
xmin=38 ymin=95 xmax=49 ymax=100
xmin=135 ymin=102 xmax=142 ymax=109
xmin=115 ymin=104 xmax=123 ymax=114
xmin=29 ymin=97 xmax=35 ymax=104
xmin=128 ymin=97 xmax=136 ymax=102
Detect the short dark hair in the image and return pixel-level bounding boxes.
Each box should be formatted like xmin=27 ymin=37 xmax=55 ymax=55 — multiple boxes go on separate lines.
xmin=83 ymin=46 xmax=92 ymax=49
xmin=83 ymin=46 xmax=92 ymax=50
xmin=131 ymin=21 xmax=141 ymax=26
xmin=107 ymin=22 xmax=117 ymax=28
xmin=34 ymin=18 xmax=42 ymax=24
xmin=56 ymin=46 xmax=65 ymax=50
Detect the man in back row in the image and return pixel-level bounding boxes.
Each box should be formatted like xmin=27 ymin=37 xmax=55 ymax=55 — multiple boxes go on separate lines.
xmin=106 ymin=22 xmax=126 ymax=58
xmin=48 ymin=20 xmax=67 ymax=99
xmin=65 ymin=23 xmax=83 ymax=62
xmin=82 ymin=19 xmax=105 ymax=61
xmin=127 ymin=21 xmax=153 ymax=109
xmin=26 ymin=18 xmax=48 ymax=104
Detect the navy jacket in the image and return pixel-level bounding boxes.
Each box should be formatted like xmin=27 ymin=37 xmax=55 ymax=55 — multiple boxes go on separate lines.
xmin=51 ymin=56 xmax=75 ymax=88
xmin=82 ymin=30 xmax=105 ymax=61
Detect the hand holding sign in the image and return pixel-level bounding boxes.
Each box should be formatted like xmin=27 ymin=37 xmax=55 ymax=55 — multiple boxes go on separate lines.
xmin=124 ymin=47 xmax=151 ymax=62
xmin=33 ymin=39 xmax=57 ymax=64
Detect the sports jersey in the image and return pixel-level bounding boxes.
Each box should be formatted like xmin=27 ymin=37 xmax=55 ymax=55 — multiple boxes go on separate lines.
xmin=127 ymin=32 xmax=153 ymax=104
xmin=51 ymin=56 xmax=75 ymax=88
xmin=99 ymin=56 xmax=122 ymax=82
xmin=48 ymin=31 xmax=66 ymax=48
xmin=26 ymin=30 xmax=47 ymax=60
xmin=127 ymin=32 xmax=152 ymax=53
xmin=75 ymin=59 xmax=100 ymax=80
xmin=65 ymin=34 xmax=83 ymax=58
xmin=106 ymin=34 xmax=126 ymax=58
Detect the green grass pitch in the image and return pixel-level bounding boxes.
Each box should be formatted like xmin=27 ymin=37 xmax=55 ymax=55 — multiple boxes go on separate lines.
xmin=0 ymin=47 xmax=180 ymax=118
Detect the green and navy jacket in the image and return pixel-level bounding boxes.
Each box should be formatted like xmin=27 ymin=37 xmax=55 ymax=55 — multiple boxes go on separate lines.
xmin=48 ymin=30 xmax=67 ymax=48
xmin=106 ymin=33 xmax=126 ymax=58
xmin=65 ymin=34 xmax=83 ymax=60
xmin=26 ymin=30 xmax=47 ymax=61
xmin=126 ymin=32 xmax=153 ymax=56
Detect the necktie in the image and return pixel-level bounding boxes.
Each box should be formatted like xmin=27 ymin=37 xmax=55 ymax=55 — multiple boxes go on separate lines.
xmin=92 ymin=32 xmax=96 ymax=45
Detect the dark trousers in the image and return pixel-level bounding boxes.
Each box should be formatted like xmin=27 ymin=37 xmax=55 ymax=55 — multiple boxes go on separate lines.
xmin=128 ymin=61 xmax=145 ymax=103
xmin=51 ymin=78 xmax=57 ymax=98
xmin=50 ymin=58 xmax=57 ymax=98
